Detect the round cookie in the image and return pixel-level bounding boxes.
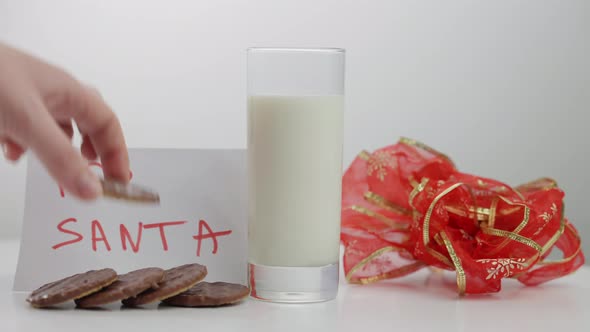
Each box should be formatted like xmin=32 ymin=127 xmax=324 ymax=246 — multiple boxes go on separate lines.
xmin=75 ymin=267 xmax=165 ymax=308
xmin=162 ymin=282 xmax=250 ymax=307
xmin=122 ymin=263 xmax=207 ymax=306
xmin=27 ymin=268 xmax=117 ymax=308
xmin=100 ymin=179 xmax=160 ymax=204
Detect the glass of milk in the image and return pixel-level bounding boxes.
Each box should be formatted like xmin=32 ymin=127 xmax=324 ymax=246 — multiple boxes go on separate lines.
xmin=247 ymin=48 xmax=345 ymax=303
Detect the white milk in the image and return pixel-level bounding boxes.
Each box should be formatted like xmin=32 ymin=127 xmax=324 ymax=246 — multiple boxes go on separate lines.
xmin=248 ymin=95 xmax=343 ymax=267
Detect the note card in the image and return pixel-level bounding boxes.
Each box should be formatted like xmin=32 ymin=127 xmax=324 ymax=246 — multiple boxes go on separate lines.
xmin=14 ymin=149 xmax=247 ymax=291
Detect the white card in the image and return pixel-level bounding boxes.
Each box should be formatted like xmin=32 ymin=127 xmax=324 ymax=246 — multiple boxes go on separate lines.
xmin=13 ymin=149 xmax=247 ymax=292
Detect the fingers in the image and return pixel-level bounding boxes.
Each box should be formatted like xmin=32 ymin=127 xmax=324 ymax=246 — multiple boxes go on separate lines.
xmin=1 ymin=138 xmax=25 ymax=161
xmin=59 ymin=121 xmax=74 ymax=140
xmin=1 ymin=122 xmax=73 ymax=162
xmin=80 ymin=134 xmax=97 ymax=160
xmin=27 ymin=101 xmax=103 ymax=200
xmin=64 ymin=85 xmax=130 ymax=182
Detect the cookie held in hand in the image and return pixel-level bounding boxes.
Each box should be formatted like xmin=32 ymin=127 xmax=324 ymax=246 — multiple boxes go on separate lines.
xmin=100 ymin=179 xmax=160 ymax=204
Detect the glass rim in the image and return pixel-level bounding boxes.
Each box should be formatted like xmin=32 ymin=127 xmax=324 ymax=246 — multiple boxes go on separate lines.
xmin=247 ymin=47 xmax=345 ymax=54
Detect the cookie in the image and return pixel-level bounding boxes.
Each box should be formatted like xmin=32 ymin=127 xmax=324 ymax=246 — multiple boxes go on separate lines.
xmin=162 ymin=282 xmax=250 ymax=307
xmin=122 ymin=264 xmax=207 ymax=306
xmin=27 ymin=268 xmax=117 ymax=308
xmin=100 ymin=179 xmax=160 ymax=204
xmin=75 ymin=267 xmax=165 ymax=308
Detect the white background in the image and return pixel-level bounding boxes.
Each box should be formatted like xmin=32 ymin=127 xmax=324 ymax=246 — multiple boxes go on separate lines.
xmin=0 ymin=1 xmax=588 ymax=260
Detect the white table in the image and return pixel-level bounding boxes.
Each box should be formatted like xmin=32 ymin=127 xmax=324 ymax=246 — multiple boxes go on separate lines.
xmin=1 ymin=239 xmax=588 ymax=332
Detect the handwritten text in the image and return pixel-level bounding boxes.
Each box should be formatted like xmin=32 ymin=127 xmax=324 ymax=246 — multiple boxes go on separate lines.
xmin=52 ymin=218 xmax=232 ymax=257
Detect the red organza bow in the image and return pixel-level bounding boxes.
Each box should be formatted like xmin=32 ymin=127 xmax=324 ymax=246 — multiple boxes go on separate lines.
xmin=341 ymin=137 xmax=584 ymax=295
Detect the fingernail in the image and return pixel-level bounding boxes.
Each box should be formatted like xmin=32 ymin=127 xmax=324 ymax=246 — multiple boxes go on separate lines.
xmin=77 ymin=169 xmax=103 ymax=198
xmin=1 ymin=143 xmax=13 ymax=163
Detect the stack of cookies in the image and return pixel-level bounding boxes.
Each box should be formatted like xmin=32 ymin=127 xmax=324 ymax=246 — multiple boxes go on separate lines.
xmin=26 ymin=264 xmax=250 ymax=309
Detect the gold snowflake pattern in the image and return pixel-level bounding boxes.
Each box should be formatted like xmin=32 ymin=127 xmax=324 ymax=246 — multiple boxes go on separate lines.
xmin=460 ymin=229 xmax=473 ymax=241
xmin=476 ymin=258 xmax=527 ymax=280
xmin=426 ymin=186 xmax=437 ymax=199
xmin=491 ymin=186 xmax=508 ymax=193
xmin=540 ymin=203 xmax=558 ymax=222
xmin=535 ymin=203 xmax=558 ymax=236
xmin=367 ymin=151 xmax=397 ymax=181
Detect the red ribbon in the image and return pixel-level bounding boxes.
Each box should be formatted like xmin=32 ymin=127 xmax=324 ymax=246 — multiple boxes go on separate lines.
xmin=341 ymin=137 xmax=584 ymax=294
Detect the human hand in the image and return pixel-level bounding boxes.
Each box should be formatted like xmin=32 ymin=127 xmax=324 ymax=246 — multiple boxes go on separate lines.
xmin=0 ymin=42 xmax=130 ymax=200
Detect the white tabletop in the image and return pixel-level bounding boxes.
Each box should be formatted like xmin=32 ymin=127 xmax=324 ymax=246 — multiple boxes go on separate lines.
xmin=1 ymin=239 xmax=588 ymax=332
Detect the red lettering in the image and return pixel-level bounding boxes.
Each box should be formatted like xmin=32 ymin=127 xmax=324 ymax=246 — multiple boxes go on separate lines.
xmin=193 ymin=219 xmax=232 ymax=256
xmin=143 ymin=221 xmax=187 ymax=251
xmin=52 ymin=218 xmax=84 ymax=250
xmin=120 ymin=222 xmax=143 ymax=253
xmin=59 ymin=162 xmax=133 ymax=197
xmin=91 ymin=219 xmax=111 ymax=252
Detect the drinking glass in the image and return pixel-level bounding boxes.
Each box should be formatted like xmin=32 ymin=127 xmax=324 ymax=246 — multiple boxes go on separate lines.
xmin=247 ymin=48 xmax=345 ymax=303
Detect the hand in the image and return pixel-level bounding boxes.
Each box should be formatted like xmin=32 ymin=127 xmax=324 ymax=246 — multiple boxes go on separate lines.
xmin=0 ymin=42 xmax=130 ymax=200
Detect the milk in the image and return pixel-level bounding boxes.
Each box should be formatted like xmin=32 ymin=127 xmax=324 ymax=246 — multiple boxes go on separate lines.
xmin=248 ymin=95 xmax=343 ymax=267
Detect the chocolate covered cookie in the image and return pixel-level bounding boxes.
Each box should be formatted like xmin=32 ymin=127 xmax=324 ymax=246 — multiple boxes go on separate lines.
xmin=122 ymin=263 xmax=207 ymax=306
xmin=75 ymin=267 xmax=165 ymax=308
xmin=100 ymin=179 xmax=160 ymax=204
xmin=27 ymin=268 xmax=117 ymax=308
xmin=162 ymin=282 xmax=250 ymax=307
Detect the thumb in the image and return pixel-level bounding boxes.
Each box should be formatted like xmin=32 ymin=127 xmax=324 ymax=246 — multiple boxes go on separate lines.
xmin=26 ymin=103 xmax=103 ymax=200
